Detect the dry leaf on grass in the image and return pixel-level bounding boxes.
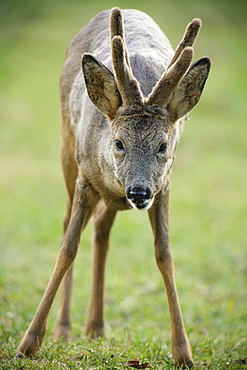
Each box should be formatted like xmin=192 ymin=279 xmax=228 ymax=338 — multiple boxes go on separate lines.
xmin=125 ymin=359 xmax=151 ymax=368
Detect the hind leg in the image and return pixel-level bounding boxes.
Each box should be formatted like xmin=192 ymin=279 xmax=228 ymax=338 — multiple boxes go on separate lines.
xmin=86 ymin=201 xmax=117 ymax=337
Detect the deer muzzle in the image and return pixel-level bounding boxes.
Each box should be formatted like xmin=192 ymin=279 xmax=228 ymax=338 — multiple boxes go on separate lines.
xmin=126 ymin=186 xmax=153 ymax=210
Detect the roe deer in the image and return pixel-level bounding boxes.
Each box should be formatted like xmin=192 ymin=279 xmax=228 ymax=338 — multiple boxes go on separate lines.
xmin=17 ymin=7 xmax=210 ymax=367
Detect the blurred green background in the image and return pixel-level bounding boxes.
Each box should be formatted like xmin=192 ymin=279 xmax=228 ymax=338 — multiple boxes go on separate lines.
xmin=0 ymin=0 xmax=247 ymax=366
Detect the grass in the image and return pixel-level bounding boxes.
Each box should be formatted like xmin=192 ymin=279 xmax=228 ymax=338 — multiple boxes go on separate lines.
xmin=0 ymin=0 xmax=247 ymax=368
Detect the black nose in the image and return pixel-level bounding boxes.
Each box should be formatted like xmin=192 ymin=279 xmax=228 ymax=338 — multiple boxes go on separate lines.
xmin=126 ymin=186 xmax=152 ymax=205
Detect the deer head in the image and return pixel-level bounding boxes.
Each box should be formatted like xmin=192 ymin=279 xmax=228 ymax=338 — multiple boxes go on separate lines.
xmin=82 ymin=8 xmax=210 ymax=210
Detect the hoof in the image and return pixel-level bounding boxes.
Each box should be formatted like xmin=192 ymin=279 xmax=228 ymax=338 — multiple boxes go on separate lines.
xmin=173 ymin=342 xmax=194 ymax=368
xmin=16 ymin=353 xmax=24 ymax=359
xmin=16 ymin=327 xmax=46 ymax=357
xmin=175 ymin=357 xmax=194 ymax=368
xmin=86 ymin=323 xmax=105 ymax=339
xmin=54 ymin=324 xmax=71 ymax=341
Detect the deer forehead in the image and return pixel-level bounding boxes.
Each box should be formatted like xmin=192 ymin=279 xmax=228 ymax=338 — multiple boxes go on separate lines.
xmin=112 ymin=105 xmax=172 ymax=138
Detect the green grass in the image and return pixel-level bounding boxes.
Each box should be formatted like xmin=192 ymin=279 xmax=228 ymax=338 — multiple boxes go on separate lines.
xmin=0 ymin=0 xmax=247 ymax=368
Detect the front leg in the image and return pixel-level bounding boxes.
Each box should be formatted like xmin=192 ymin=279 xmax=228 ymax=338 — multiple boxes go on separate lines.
xmin=148 ymin=182 xmax=193 ymax=368
xmin=16 ymin=176 xmax=99 ymax=357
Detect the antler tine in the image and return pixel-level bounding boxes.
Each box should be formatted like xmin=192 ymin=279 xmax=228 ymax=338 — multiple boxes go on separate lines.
xmin=110 ymin=8 xmax=143 ymax=107
xmin=147 ymin=47 xmax=194 ymax=107
xmin=110 ymin=7 xmax=124 ymax=38
xmin=167 ymin=18 xmax=202 ymax=69
xmin=110 ymin=7 xmax=131 ymax=68
xmin=112 ymin=36 xmax=143 ymax=107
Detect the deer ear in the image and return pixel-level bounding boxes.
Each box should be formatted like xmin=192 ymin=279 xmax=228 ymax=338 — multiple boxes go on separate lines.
xmin=82 ymin=54 xmax=122 ymax=119
xmin=168 ymin=57 xmax=211 ymax=120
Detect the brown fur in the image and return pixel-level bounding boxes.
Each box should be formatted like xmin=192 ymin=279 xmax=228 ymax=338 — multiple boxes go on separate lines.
xmin=17 ymin=7 xmax=210 ymax=367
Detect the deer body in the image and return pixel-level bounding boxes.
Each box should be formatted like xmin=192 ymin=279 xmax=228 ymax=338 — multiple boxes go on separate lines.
xmin=64 ymin=9 xmax=176 ymax=211
xmin=17 ymin=8 xmax=210 ymax=367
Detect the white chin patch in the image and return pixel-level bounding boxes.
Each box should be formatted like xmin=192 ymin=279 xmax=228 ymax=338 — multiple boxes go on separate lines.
xmin=129 ymin=198 xmax=154 ymax=211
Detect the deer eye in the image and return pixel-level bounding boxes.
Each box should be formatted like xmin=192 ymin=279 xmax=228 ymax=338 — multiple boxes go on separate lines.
xmin=115 ymin=140 xmax=124 ymax=151
xmin=158 ymin=142 xmax=168 ymax=154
